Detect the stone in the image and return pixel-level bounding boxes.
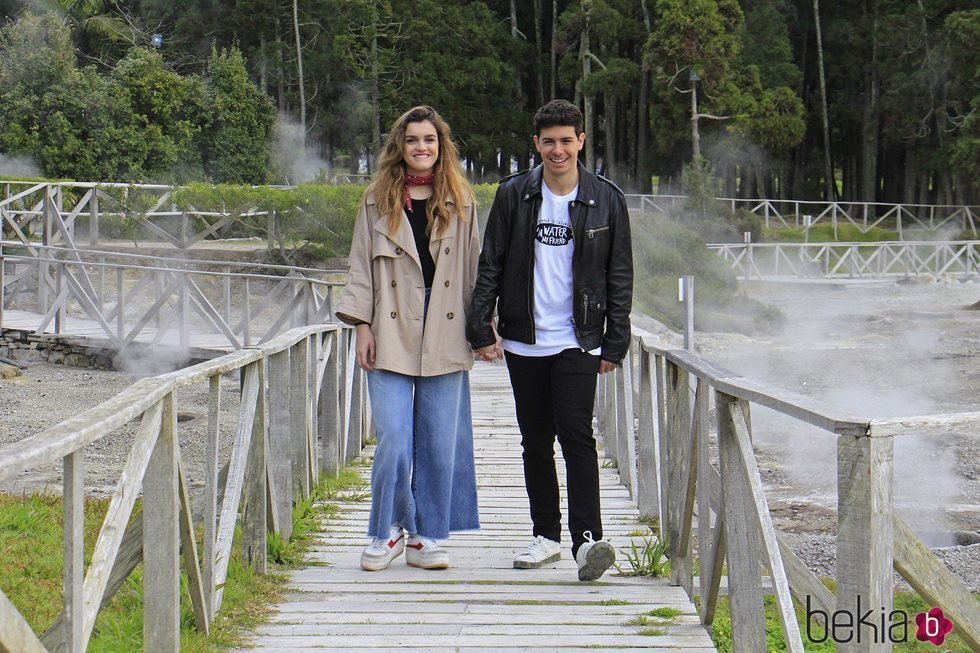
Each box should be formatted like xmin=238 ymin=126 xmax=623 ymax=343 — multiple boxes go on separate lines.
xmin=63 ymin=353 xmax=91 ymax=368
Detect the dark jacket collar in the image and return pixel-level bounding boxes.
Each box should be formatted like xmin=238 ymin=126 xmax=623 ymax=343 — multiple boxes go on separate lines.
xmin=522 ymin=161 xmax=599 ymax=205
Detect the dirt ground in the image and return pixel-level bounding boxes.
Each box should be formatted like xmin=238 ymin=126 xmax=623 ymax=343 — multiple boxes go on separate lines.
xmin=2 ymin=275 xmax=978 ymax=590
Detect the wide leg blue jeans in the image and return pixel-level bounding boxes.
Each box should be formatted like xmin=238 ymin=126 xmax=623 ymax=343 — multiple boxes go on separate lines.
xmin=365 ymin=368 xmax=480 ymax=539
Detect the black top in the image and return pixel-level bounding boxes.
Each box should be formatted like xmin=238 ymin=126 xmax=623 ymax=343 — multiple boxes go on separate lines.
xmin=407 ymin=197 xmax=436 ymax=288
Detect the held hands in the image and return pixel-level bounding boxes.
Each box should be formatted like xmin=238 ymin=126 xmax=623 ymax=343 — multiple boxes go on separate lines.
xmin=355 ymin=323 xmax=375 ymax=371
xmin=474 ymin=321 xmax=503 ymax=362
xmin=598 ymin=360 xmax=619 ymax=374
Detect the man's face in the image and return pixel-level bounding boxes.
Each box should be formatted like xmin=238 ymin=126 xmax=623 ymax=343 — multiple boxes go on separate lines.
xmin=534 ymin=125 xmax=585 ymax=178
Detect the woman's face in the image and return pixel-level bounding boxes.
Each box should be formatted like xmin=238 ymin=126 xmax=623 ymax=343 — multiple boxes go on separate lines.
xmin=402 ymin=119 xmax=439 ymax=176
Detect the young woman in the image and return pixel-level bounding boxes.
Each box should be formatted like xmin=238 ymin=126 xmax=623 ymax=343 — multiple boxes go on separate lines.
xmin=336 ymin=106 xmax=480 ymax=571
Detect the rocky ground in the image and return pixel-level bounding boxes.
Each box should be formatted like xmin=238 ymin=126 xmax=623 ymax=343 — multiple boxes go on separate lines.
xmin=2 ymin=275 xmax=978 ymax=592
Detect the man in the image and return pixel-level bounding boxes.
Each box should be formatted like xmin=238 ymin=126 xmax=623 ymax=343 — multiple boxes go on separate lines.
xmin=466 ymin=99 xmax=633 ymax=581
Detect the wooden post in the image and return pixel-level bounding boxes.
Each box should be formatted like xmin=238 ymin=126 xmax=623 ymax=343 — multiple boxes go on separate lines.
xmin=115 ymin=268 xmax=124 ymax=346
xmin=837 ymin=433 xmax=894 ymax=653
xmin=242 ymin=362 xmax=268 ymax=571
xmin=614 ymin=352 xmax=638 ymax=498
xmin=665 ymin=361 xmax=693 ymax=591
xmin=654 ymin=354 xmax=669 ymax=540
xmin=319 ymin=332 xmax=341 ymax=476
xmin=267 ymin=349 xmax=292 ymax=538
xmin=243 ymin=278 xmax=251 ymax=347
xmin=289 ymin=339 xmax=311 ymax=499
xmin=89 ymin=192 xmax=99 ymax=247
xmin=603 ymin=371 xmax=618 ymax=466
xmin=346 ymin=365 xmax=365 ymax=460
xmin=179 ymin=273 xmax=190 ymax=350
xmin=716 ymin=391 xmax=766 ymax=651
xmin=143 ymin=393 xmax=179 ymax=653
xmin=635 ymin=348 xmax=660 ymax=520
xmin=203 ymin=375 xmax=221 ymax=621
xmin=63 ymin=451 xmax=84 ymax=653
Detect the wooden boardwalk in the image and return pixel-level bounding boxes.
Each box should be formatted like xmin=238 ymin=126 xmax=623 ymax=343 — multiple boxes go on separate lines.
xmin=239 ymin=362 xmax=716 ymax=653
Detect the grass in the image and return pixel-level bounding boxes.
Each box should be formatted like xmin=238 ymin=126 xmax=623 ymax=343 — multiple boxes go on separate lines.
xmin=0 ymin=466 xmax=365 ymax=651
xmin=764 ymin=223 xmax=900 ymax=243
xmin=615 ymin=534 xmax=671 ymax=578
xmin=708 ymin=589 xmax=979 ymax=652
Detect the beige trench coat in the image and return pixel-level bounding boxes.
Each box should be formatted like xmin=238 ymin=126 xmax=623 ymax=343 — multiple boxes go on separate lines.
xmin=336 ymin=192 xmax=480 ymax=377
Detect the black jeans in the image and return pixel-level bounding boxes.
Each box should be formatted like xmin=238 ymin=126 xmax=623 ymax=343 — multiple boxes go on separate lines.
xmin=505 ymin=348 xmax=602 ymax=557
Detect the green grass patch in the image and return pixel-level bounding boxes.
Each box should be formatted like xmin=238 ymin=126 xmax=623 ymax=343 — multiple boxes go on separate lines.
xmin=0 ymin=467 xmax=364 ymax=651
xmin=615 ymin=534 xmax=671 ymax=578
xmin=763 ymin=223 xmax=899 ymax=243
xmin=709 ymin=591 xmax=979 ymax=652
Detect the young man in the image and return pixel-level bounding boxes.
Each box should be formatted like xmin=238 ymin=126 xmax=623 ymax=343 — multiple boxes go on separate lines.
xmin=466 ymin=100 xmax=633 ymax=581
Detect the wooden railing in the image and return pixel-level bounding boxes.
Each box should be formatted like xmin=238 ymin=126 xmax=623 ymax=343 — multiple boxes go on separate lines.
xmin=707 ymin=241 xmax=980 ymax=280
xmin=625 ymin=194 xmax=979 ymax=239
xmin=0 ymin=323 xmax=369 ymax=652
xmin=599 ymin=330 xmax=980 ymax=651
xmin=1 ymin=242 xmax=343 ymax=351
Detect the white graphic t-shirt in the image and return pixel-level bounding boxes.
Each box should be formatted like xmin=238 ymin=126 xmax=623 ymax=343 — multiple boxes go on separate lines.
xmin=502 ymin=182 xmax=582 ymax=357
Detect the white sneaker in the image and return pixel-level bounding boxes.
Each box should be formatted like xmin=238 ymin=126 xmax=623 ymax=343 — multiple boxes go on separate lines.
xmin=513 ymin=535 xmax=562 ymax=569
xmin=575 ymin=530 xmax=615 ymax=581
xmin=360 ymin=525 xmax=405 ymax=571
xmin=406 ymin=535 xmax=450 ymax=569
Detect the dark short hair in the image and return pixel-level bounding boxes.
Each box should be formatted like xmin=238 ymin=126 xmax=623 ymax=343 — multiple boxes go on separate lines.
xmin=533 ymin=99 xmax=584 ymax=135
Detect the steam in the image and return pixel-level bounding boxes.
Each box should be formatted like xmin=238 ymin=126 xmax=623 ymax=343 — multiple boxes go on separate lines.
xmin=0 ymin=154 xmax=41 ymax=178
xmin=270 ymin=113 xmax=330 ymax=185
xmin=715 ymin=281 xmax=974 ymax=546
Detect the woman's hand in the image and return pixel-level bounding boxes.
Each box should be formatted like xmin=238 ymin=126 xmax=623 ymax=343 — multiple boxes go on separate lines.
xmin=355 ymin=323 xmax=376 ymax=371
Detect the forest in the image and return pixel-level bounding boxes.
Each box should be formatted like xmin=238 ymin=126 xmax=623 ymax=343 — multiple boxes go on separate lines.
xmin=0 ymin=0 xmax=977 ymax=204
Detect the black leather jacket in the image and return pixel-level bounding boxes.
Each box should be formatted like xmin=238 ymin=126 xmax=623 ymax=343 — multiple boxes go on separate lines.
xmin=466 ymin=163 xmax=633 ymax=363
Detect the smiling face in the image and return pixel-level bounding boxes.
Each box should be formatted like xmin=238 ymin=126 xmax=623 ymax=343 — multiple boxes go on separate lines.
xmin=534 ymin=125 xmax=585 ymax=185
xmin=402 ymin=119 xmax=439 ymax=176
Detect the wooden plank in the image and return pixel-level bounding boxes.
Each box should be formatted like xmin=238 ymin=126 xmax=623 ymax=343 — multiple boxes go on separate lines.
xmin=868 ymin=411 xmax=980 ymax=438
xmin=63 ymin=451 xmax=84 ymax=653
xmin=665 ymin=362 xmax=693 ymax=592
xmin=143 ymin=392 xmax=180 ymax=653
xmin=177 ymin=456 xmax=209 ymax=635
xmin=289 ymin=338 xmax=311 ymax=499
xmin=213 ymin=362 xmax=259 ymax=611
xmin=614 ymin=356 xmax=638 ymax=498
xmin=203 ymin=375 xmax=221 ymax=621
xmin=724 ymin=399 xmax=803 ymax=652
xmin=242 ymin=360 xmax=268 ymax=572
xmin=267 ymin=349 xmax=292 ymax=538
xmin=892 ymin=516 xmax=980 ymax=651
xmin=837 ymin=434 xmax=894 ymax=653
xmin=318 ymin=332 xmax=341 ymax=476
xmin=0 ymin=587 xmax=47 ymax=653
xmin=716 ymin=392 xmax=766 ymax=652
xmin=635 ymin=349 xmax=660 ymax=521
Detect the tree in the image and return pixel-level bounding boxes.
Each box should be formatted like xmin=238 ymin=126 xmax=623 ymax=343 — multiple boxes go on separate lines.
xmin=200 ymin=46 xmax=277 ymax=183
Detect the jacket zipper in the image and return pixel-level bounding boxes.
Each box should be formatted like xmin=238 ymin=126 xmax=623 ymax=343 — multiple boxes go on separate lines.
xmin=586 ymin=225 xmax=610 ymax=239
xmin=582 ymin=291 xmax=590 ymax=326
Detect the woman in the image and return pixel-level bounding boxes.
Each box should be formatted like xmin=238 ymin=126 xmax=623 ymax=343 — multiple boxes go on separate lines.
xmin=336 ymin=106 xmax=481 ymax=571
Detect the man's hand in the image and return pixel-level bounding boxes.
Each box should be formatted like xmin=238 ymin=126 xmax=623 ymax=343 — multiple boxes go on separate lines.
xmin=598 ymin=360 xmax=619 ymax=374
xmin=475 ymin=320 xmax=503 ymax=362
xmin=355 ymin=324 xmax=375 ymax=371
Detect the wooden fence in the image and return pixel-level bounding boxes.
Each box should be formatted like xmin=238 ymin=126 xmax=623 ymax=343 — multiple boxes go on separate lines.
xmin=1 ymin=243 xmax=343 ymax=351
xmin=599 ymin=330 xmax=980 ymax=652
xmin=625 ymin=194 xmax=979 ymax=238
xmin=707 ymin=241 xmax=980 ymax=280
xmin=0 ymin=323 xmax=369 ymax=653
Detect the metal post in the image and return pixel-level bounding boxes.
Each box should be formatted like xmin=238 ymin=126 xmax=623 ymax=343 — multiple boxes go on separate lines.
xmin=679 ymin=276 xmax=694 ymax=351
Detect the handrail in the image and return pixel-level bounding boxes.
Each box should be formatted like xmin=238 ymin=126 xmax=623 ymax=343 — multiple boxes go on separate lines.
xmin=0 ymin=323 xmax=369 ymax=652
xmin=707 ymin=241 xmax=980 ymax=280
xmin=599 ymin=329 xmax=980 ymax=651
xmin=1 ymin=244 xmax=343 ymax=350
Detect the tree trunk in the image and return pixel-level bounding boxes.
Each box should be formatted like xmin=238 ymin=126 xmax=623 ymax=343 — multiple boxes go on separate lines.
xmin=581 ymin=0 xmax=594 ymax=171
xmin=370 ymin=25 xmax=381 ymax=173
xmin=259 ymin=33 xmax=268 ymax=95
xmin=690 ymin=80 xmax=701 ymax=160
xmin=534 ymin=0 xmax=545 ymax=107
xmin=551 ymin=0 xmax=558 ymax=100
xmin=636 ymin=0 xmax=653 ymax=193
xmin=510 ymin=0 xmax=518 ymax=38
xmin=292 ymin=0 xmax=306 ymax=137
xmin=275 ymin=18 xmax=285 ymax=112
xmin=813 ymin=0 xmax=835 ymax=200
xmin=860 ymin=3 xmax=878 ymax=203
xmin=606 ymin=95 xmax=617 ymax=182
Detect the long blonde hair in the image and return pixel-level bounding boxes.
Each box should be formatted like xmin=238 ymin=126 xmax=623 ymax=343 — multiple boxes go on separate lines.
xmin=368 ymin=106 xmax=472 ymax=236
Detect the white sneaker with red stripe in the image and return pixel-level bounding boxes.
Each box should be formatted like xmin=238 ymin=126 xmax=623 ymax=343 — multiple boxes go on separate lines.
xmin=360 ymin=525 xmax=405 ymax=571
xmin=405 ymin=534 xmax=450 ymax=569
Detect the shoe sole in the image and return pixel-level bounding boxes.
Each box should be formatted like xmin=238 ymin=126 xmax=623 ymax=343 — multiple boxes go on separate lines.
xmin=513 ymin=552 xmax=561 ymax=569
xmin=407 ymin=556 xmax=449 ymax=570
xmin=361 ymin=542 xmax=404 ymax=571
xmin=578 ymin=541 xmax=615 ymax=581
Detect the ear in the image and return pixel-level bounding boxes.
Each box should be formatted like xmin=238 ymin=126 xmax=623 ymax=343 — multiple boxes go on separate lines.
xmin=532 ymin=135 xmax=540 ymax=147
xmin=577 ymin=132 xmax=586 ymax=149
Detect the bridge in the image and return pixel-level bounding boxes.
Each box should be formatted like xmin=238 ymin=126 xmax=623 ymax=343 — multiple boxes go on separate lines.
xmin=2 ymin=181 xmax=980 ymax=651
xmin=2 ymin=308 xmax=979 ymax=650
